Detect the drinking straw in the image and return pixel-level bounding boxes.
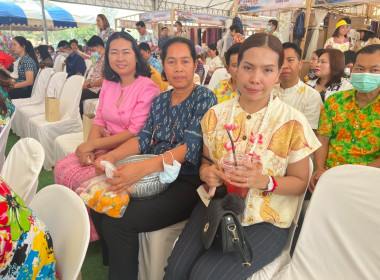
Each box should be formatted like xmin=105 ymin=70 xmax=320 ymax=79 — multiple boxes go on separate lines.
xmin=225 ymin=128 xmax=237 ymax=167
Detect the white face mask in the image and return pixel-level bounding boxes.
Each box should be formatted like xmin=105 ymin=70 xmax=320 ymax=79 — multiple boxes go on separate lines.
xmin=159 ymin=152 xmax=181 ymax=184
xmin=173 ymin=27 xmax=178 ymax=33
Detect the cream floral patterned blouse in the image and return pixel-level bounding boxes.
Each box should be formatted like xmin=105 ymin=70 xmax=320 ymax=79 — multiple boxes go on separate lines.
xmin=201 ymin=97 xmax=321 ymax=228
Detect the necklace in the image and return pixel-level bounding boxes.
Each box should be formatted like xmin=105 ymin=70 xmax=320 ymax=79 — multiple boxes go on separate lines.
xmin=225 ymin=92 xmax=273 ymax=157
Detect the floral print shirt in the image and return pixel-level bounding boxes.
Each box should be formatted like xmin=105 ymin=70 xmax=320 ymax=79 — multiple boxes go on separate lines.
xmin=213 ymin=78 xmax=237 ymax=104
xmin=232 ymin=33 xmax=245 ymax=44
xmin=0 ymin=178 xmax=57 ymax=279
xmin=324 ymin=37 xmax=353 ymax=52
xmin=317 ymin=89 xmax=380 ymax=169
xmin=99 ymin=28 xmax=115 ymax=46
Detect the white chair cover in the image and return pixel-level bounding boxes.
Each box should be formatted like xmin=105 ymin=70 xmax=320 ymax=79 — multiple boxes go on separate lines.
xmin=84 ymin=59 xmax=93 ymax=70
xmin=30 ymin=185 xmax=90 ymax=280
xmin=138 ymin=220 xmax=187 ymax=280
xmin=11 ymin=68 xmax=55 ymax=137
xmin=0 ymin=111 xmax=14 ymax=171
xmin=17 ymin=72 xmax=67 ymax=138
xmin=28 ymin=75 xmax=84 ymax=170
xmin=247 ymin=158 xmax=313 ymax=280
xmin=53 ymin=132 xmax=84 ymax=164
xmin=274 ymin=165 xmax=380 ymax=280
xmin=83 ymin=98 xmax=99 ymax=115
xmin=53 ymin=55 xmax=65 ymax=72
xmin=84 ymin=63 xmax=94 ymax=80
xmin=207 ymin=68 xmax=230 ymax=91
xmin=0 ymin=138 xmax=45 ymax=205
xmin=202 ymin=65 xmax=209 ymax=85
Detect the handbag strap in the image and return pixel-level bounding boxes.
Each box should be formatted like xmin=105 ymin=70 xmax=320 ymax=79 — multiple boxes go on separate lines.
xmin=227 ymin=216 xmax=253 ymax=266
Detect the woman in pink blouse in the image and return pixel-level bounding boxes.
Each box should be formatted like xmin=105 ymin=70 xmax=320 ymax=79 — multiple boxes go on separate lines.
xmin=54 ymin=32 xmax=159 ymax=241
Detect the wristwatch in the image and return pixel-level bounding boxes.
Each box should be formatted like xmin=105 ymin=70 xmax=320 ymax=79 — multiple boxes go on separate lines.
xmin=87 ymin=82 xmax=92 ymax=89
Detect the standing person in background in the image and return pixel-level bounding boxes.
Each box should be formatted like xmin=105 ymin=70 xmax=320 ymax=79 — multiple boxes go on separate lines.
xmin=304 ymin=49 xmax=324 ymax=83
xmin=267 ymin=19 xmax=283 ymax=42
xmin=230 ymin=24 xmax=245 ymax=44
xmin=139 ymin=42 xmax=163 ymax=73
xmin=354 ymin=24 xmax=380 ymax=51
xmin=174 ymin=21 xmax=184 ymax=37
xmin=80 ymin=35 xmax=105 ymax=115
xmin=59 ymin=41 xmax=86 ymax=77
xmin=324 ymin=19 xmax=353 ymax=51
xmin=136 ymin=21 xmax=158 ymax=52
xmin=158 ymin=27 xmax=171 ymax=55
xmin=97 ymin=14 xmax=115 ymax=46
xmin=306 ymin=49 xmax=352 ymax=102
xmin=35 ymin=45 xmax=53 ymax=69
xmin=0 ymin=36 xmax=38 ymax=99
xmin=213 ymin=43 xmax=240 ymax=103
xmin=70 ymin=39 xmax=90 ymax=60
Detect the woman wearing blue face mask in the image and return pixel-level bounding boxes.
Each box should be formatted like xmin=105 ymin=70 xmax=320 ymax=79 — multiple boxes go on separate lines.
xmin=80 ymin=35 xmax=106 ymax=115
xmin=310 ymin=44 xmax=380 ymax=192
xmin=92 ymin=37 xmax=217 ymax=279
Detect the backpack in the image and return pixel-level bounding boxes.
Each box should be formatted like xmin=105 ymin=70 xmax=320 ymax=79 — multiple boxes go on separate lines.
xmin=294 ymin=12 xmax=305 ymax=39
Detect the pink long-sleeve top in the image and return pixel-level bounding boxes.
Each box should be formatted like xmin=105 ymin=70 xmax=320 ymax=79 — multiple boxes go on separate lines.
xmin=93 ymin=76 xmax=160 ymax=135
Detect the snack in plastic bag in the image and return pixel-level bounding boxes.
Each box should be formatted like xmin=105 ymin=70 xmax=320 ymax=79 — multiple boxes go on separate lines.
xmin=79 ymin=161 xmax=130 ymax=218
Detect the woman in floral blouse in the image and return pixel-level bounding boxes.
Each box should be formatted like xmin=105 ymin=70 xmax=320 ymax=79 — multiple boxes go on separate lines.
xmin=97 ymin=14 xmax=115 ymax=46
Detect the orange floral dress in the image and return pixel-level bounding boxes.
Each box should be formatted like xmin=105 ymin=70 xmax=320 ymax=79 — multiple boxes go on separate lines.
xmin=317 ymin=89 xmax=380 ymax=169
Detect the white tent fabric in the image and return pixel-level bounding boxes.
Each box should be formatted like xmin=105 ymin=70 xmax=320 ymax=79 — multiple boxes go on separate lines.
xmin=28 ymin=75 xmax=84 ymax=170
xmin=305 ymin=9 xmax=328 ymax=60
xmin=274 ymin=165 xmax=380 ymax=280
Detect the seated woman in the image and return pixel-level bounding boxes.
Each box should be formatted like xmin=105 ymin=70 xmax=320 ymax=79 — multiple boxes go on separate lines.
xmin=0 ymin=178 xmax=57 ymax=278
xmin=164 ymin=33 xmax=321 ymax=280
xmin=306 ymin=49 xmax=353 ymax=102
xmin=0 ymin=36 xmax=38 ymax=99
xmin=35 ymin=45 xmax=53 ymax=69
xmin=205 ymin=44 xmax=223 ymax=76
xmin=304 ymin=48 xmax=324 ymax=83
xmin=54 ymin=32 xmax=160 ymax=241
xmin=354 ymin=24 xmax=380 ymax=52
xmin=91 ymin=37 xmax=217 ymax=279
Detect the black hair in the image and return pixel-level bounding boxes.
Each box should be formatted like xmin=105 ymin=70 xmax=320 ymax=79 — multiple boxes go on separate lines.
xmin=225 ymin=43 xmax=241 ymax=65
xmin=36 ymin=45 xmax=51 ymax=60
xmin=332 ymin=18 xmax=350 ymax=38
xmin=87 ymin=35 xmax=104 ymax=48
xmin=208 ymin=44 xmax=219 ymax=56
xmin=313 ymin=48 xmax=325 ymax=58
xmin=362 ymin=30 xmax=375 ymax=42
xmin=48 ymin=46 xmax=55 ymax=52
xmin=268 ymin=19 xmax=278 ymax=30
xmin=175 ymin=21 xmax=182 ymax=27
xmin=354 ymin=44 xmax=380 ymax=64
xmin=136 ymin=21 xmax=145 ymax=28
xmin=229 ymin=24 xmax=241 ymax=34
xmin=341 ymin=17 xmax=351 ymax=25
xmin=69 ymin=39 xmax=79 ymax=46
xmin=57 ymin=40 xmax=70 ymax=48
xmin=103 ymin=31 xmax=150 ymax=82
xmin=238 ymin=33 xmax=284 ymax=69
xmin=282 ymin=42 xmax=302 ymax=60
xmin=344 ymin=50 xmax=355 ymax=65
xmin=12 ymin=36 xmax=38 ymax=66
xmin=160 ymin=37 xmax=196 ymax=81
xmin=138 ymin=42 xmax=151 ymax=53
xmin=162 ymin=27 xmax=168 ymax=31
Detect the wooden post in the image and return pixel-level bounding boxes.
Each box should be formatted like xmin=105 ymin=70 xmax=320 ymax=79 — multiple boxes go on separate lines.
xmin=231 ymin=0 xmax=239 ymax=17
xmin=300 ymin=0 xmax=313 ymax=59
xmin=170 ymin=9 xmax=175 ymax=36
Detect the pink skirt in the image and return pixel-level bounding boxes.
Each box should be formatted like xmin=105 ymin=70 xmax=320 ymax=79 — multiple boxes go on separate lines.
xmin=54 ymin=153 xmax=99 ymax=242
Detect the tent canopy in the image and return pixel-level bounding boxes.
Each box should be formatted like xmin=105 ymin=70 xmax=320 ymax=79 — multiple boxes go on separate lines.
xmin=0 ymin=1 xmax=94 ymax=31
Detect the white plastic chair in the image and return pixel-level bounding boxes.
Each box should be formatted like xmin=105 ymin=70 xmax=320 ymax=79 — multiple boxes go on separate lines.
xmin=202 ymin=64 xmax=209 ymax=85
xmin=53 ymin=132 xmax=84 ymax=164
xmin=14 ymin=72 xmax=67 ymax=138
xmin=28 ymin=75 xmax=84 ymax=170
xmin=207 ymin=68 xmax=230 ymax=91
xmin=0 ymin=110 xmax=15 ymax=171
xmin=247 ymin=158 xmax=313 ymax=280
xmin=30 ymin=184 xmax=90 ymax=280
xmin=83 ymin=98 xmax=99 ymax=115
xmin=274 ymin=165 xmax=380 ymax=280
xmin=53 ymin=54 xmax=65 ymax=72
xmin=0 ymin=138 xmax=45 ymax=205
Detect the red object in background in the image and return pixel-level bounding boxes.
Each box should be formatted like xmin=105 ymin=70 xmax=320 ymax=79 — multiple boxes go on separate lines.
xmin=226 ymin=181 xmax=248 ymax=197
xmin=0 ymin=52 xmax=15 ymax=69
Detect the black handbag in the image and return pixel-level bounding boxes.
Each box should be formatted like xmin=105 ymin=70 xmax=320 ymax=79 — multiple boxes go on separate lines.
xmin=202 ymin=193 xmax=253 ymax=266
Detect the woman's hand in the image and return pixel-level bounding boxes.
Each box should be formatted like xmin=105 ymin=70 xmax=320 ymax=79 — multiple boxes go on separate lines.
xmin=76 ymin=141 xmax=95 ymax=158
xmin=309 ymin=169 xmax=325 ymax=193
xmin=107 ymin=161 xmax=146 ymax=193
xmin=201 ymin=165 xmax=227 ymax=188
xmin=94 ymin=153 xmax=116 ymax=176
xmin=227 ymin=161 xmax=267 ymax=190
xmin=0 ymin=64 xmax=6 ymax=71
xmin=78 ymin=152 xmax=95 ymax=167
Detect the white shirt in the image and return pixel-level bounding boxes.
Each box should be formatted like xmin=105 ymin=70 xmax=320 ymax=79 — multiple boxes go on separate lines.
xmin=205 ymin=56 xmax=224 ymax=71
xmin=273 ymin=80 xmax=323 ymax=129
xmin=306 ymin=77 xmax=353 ymax=101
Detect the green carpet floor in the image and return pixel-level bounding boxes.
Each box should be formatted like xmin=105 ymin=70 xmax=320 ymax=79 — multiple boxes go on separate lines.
xmin=6 ymin=131 xmax=109 ymax=279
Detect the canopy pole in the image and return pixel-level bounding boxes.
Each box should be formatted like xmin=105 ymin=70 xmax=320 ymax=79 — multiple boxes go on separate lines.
xmin=40 ymin=0 xmax=49 ymax=45
xmin=300 ymin=0 xmax=312 ymax=59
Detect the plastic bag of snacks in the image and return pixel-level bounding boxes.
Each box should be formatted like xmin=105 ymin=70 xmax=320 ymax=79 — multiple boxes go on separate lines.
xmin=79 ymin=161 xmax=130 ymax=218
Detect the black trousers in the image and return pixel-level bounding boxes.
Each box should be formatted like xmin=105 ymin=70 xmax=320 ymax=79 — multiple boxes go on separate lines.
xmin=90 ymin=174 xmax=202 ymax=280
xmin=80 ymin=88 xmax=100 ymax=116
xmin=164 ymin=201 xmax=289 ymax=280
xmin=8 ymin=86 xmax=32 ymax=99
